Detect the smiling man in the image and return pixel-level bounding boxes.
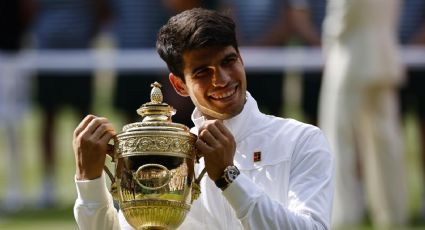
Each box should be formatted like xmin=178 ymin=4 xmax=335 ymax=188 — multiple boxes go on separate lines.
xmin=169 ymin=46 xmax=246 ymax=120
xmin=73 ymin=8 xmax=334 ymax=230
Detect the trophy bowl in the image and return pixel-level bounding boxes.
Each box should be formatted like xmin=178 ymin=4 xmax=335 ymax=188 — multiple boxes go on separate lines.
xmin=105 ymin=82 xmax=203 ymax=230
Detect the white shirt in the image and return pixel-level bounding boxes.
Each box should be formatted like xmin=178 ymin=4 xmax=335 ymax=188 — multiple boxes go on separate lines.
xmin=322 ymin=0 xmax=403 ymax=88
xmin=74 ymin=92 xmax=334 ymax=230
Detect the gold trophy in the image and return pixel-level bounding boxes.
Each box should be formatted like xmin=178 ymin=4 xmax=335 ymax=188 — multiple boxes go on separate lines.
xmin=104 ymin=82 xmax=205 ymax=230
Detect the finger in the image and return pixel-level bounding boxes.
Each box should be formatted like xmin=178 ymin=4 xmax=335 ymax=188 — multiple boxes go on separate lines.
xmin=204 ymin=122 xmax=228 ymax=143
xmin=199 ymin=129 xmax=218 ymax=147
xmin=195 ymin=138 xmax=213 ymax=154
xmin=74 ymin=114 xmax=96 ymax=138
xmin=92 ymin=122 xmax=115 ymax=140
xmin=214 ymin=120 xmax=233 ymax=139
xmin=99 ymin=130 xmax=116 ymax=147
xmin=81 ymin=117 xmax=109 ymax=138
xmin=99 ymin=126 xmax=116 ymax=142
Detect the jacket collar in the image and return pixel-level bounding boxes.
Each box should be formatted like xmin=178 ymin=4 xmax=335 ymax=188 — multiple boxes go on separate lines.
xmin=191 ymin=92 xmax=263 ymax=143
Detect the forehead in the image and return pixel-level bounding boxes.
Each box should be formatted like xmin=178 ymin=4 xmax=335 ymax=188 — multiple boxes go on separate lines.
xmin=182 ymin=46 xmax=238 ymax=68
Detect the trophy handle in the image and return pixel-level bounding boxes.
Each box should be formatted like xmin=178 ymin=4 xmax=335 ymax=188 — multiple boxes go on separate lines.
xmin=103 ymin=143 xmax=119 ymax=200
xmin=103 ymin=165 xmax=115 ymax=184
xmin=104 ymin=143 xmax=116 ymax=183
xmin=191 ymin=167 xmax=206 ymax=202
xmin=190 ymin=147 xmax=206 ymax=202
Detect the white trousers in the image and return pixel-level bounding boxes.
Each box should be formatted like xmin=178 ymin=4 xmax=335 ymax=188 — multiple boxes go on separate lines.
xmin=319 ymin=75 xmax=408 ymax=228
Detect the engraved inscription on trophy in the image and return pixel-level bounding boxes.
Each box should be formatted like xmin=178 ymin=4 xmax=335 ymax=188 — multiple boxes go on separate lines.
xmin=133 ymin=164 xmax=172 ymax=190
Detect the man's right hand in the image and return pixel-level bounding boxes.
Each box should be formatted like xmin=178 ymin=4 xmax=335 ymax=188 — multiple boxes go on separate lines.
xmin=73 ymin=115 xmax=116 ymax=181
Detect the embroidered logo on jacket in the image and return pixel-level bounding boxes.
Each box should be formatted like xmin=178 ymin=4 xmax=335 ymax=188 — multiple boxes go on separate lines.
xmin=253 ymin=151 xmax=262 ymax=162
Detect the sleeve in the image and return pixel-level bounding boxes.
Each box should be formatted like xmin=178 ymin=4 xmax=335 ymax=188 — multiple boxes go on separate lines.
xmin=74 ymin=173 xmax=121 ymax=230
xmin=222 ymin=129 xmax=334 ymax=230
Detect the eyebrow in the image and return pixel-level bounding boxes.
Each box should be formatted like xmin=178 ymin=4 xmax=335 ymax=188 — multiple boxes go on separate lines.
xmin=191 ymin=52 xmax=238 ymax=75
xmin=225 ymin=52 xmax=238 ymax=59
xmin=192 ymin=65 xmax=209 ymax=76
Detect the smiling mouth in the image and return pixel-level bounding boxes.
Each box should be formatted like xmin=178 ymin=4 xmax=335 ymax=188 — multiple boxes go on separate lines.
xmin=210 ymin=86 xmax=237 ymax=100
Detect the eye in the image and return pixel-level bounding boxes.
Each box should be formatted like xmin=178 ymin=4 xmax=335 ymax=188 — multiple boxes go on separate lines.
xmin=222 ymin=56 xmax=237 ymax=66
xmin=194 ymin=68 xmax=212 ymax=78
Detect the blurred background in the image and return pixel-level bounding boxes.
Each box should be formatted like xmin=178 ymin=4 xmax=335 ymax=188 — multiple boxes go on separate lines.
xmin=0 ymin=0 xmax=424 ymax=229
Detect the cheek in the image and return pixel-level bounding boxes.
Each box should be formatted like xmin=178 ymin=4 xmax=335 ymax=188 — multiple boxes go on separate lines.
xmin=229 ymin=65 xmax=245 ymax=81
xmin=185 ymin=84 xmax=203 ymax=102
xmin=187 ymin=81 xmax=207 ymax=96
xmin=237 ymin=67 xmax=246 ymax=80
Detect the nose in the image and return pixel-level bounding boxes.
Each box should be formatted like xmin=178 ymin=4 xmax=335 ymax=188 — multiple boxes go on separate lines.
xmin=212 ymin=67 xmax=230 ymax=87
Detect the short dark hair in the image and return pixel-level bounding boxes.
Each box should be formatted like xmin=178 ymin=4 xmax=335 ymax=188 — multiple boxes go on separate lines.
xmin=156 ymin=8 xmax=239 ymax=79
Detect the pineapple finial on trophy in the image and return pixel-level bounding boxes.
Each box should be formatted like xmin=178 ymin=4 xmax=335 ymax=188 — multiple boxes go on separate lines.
xmin=150 ymin=81 xmax=163 ymax=104
xmin=136 ymin=81 xmax=175 ymax=122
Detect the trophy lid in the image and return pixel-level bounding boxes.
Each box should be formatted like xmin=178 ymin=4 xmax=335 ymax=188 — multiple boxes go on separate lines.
xmin=115 ymin=81 xmax=197 ymax=161
xmin=121 ymin=81 xmax=190 ymax=133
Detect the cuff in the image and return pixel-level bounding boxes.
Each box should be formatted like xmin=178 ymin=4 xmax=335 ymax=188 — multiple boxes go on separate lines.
xmin=75 ymin=172 xmax=112 ymax=204
xmin=222 ymin=173 xmax=263 ymax=218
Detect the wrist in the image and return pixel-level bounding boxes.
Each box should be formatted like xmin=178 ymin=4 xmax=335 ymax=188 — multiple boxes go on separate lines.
xmin=214 ymin=165 xmax=240 ymax=191
xmin=76 ymin=170 xmax=102 ymax=181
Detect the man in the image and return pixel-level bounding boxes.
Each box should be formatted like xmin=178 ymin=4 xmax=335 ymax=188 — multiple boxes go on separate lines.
xmin=33 ymin=0 xmax=106 ymax=207
xmin=0 ymin=0 xmax=32 ymax=211
xmin=73 ymin=8 xmax=334 ymax=229
xmin=319 ymin=0 xmax=407 ymax=229
xmin=287 ymin=0 xmax=326 ymax=126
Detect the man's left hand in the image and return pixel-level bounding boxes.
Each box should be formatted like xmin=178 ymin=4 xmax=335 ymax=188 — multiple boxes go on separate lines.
xmin=196 ymin=120 xmax=236 ymax=181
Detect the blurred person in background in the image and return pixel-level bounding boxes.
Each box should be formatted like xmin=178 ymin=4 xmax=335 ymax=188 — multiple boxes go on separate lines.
xmin=220 ymin=0 xmax=291 ymax=117
xmin=287 ymin=0 xmax=326 ymax=125
xmin=319 ymin=0 xmax=408 ymax=229
xmin=0 ymin=0 xmax=32 ymax=212
xmin=109 ymin=0 xmax=172 ymax=124
xmin=31 ymin=0 xmax=108 ymax=208
xmin=398 ymin=0 xmax=425 ymax=220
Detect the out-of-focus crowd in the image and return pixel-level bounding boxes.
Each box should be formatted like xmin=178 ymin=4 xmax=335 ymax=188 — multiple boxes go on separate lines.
xmin=0 ymin=0 xmax=424 ymax=229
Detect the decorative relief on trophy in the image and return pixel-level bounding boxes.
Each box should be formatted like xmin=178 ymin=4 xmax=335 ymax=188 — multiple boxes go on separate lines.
xmin=116 ymin=136 xmax=196 ymax=157
xmin=103 ymin=82 xmax=204 ymax=230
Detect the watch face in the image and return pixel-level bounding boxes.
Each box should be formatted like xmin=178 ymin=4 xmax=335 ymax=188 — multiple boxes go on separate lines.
xmin=225 ymin=166 xmax=240 ymax=182
xmin=227 ymin=169 xmax=237 ymax=180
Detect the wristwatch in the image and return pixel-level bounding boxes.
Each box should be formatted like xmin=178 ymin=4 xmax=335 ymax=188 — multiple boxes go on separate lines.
xmin=215 ymin=165 xmax=240 ymax=191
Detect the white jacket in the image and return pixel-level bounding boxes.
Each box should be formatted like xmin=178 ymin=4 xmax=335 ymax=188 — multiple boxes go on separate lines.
xmin=74 ymin=93 xmax=334 ymax=230
xmin=322 ymin=0 xmax=404 ymax=88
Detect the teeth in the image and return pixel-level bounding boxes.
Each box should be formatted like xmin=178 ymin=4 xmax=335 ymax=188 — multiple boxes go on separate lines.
xmin=212 ymin=88 xmax=235 ymax=99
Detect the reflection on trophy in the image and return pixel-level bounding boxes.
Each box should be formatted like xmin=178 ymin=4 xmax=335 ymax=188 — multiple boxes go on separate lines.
xmin=104 ymin=82 xmax=204 ymax=230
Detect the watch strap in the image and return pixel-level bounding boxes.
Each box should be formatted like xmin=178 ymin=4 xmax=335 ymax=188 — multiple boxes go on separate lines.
xmin=214 ymin=176 xmax=229 ymax=190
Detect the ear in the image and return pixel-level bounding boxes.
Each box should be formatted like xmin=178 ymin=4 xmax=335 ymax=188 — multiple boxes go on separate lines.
xmin=169 ymin=73 xmax=189 ymax=97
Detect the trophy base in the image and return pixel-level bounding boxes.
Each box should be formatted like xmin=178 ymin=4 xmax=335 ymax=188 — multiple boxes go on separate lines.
xmin=121 ymin=199 xmax=190 ymax=230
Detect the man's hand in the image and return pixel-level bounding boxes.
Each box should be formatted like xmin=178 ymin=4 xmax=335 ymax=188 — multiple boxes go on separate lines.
xmin=196 ymin=120 xmax=236 ymax=181
xmin=73 ymin=115 xmax=116 ymax=181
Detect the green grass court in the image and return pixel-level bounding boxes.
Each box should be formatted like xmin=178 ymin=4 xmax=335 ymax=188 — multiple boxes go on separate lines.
xmin=0 ymin=76 xmax=424 ymax=229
